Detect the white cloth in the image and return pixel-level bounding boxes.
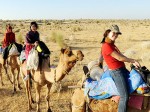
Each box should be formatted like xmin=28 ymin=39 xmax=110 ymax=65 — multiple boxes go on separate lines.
xmin=27 ymin=48 xmax=39 ymax=70
xmin=9 ymin=44 xmax=20 ymax=56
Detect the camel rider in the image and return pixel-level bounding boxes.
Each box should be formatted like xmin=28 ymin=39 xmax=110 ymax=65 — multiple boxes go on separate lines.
xmin=2 ymin=24 xmax=16 ymax=67
xmin=24 ymin=21 xmax=40 ymax=81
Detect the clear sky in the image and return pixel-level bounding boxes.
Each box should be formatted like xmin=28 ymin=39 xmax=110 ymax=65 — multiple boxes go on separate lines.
xmin=0 ymin=0 xmax=150 ymax=20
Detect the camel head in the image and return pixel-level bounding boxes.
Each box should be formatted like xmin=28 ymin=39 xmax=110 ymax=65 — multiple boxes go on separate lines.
xmin=60 ymin=47 xmax=84 ymax=72
xmin=72 ymin=50 xmax=84 ymax=61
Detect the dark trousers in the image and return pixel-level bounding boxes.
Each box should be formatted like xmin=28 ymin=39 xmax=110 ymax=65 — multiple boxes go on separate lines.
xmin=2 ymin=47 xmax=8 ymax=59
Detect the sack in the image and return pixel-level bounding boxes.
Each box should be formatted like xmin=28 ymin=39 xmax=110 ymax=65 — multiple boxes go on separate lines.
xmin=14 ymin=42 xmax=23 ymax=53
xmin=27 ymin=48 xmax=39 ymax=70
xmin=8 ymin=43 xmax=20 ymax=56
xmin=87 ymin=60 xmax=104 ymax=81
xmin=136 ymin=82 xmax=149 ymax=94
xmin=131 ymin=65 xmax=150 ymax=86
xmin=19 ymin=50 xmax=26 ymax=61
xmin=36 ymin=41 xmax=50 ymax=58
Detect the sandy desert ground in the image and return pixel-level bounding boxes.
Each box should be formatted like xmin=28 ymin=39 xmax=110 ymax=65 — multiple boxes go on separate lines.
xmin=0 ymin=19 xmax=150 ymax=112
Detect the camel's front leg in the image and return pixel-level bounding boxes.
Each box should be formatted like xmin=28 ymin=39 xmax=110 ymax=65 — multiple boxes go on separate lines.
xmin=16 ymin=67 xmax=22 ymax=90
xmin=3 ymin=64 xmax=13 ymax=84
xmin=35 ymin=83 xmax=41 ymax=112
xmin=10 ymin=68 xmax=16 ymax=93
xmin=0 ymin=64 xmax=4 ymax=86
xmin=46 ymin=83 xmax=52 ymax=112
xmin=0 ymin=72 xmax=4 ymax=86
xmin=25 ymin=80 xmax=32 ymax=110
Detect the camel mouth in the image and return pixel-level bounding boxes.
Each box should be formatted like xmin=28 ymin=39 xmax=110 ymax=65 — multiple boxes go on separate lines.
xmin=77 ymin=56 xmax=84 ymax=61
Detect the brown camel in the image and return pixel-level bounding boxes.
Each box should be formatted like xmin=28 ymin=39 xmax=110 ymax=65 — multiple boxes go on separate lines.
xmin=20 ymin=47 xmax=84 ymax=112
xmin=71 ymin=76 xmax=150 ymax=112
xmin=71 ymin=88 xmax=118 ymax=112
xmin=0 ymin=54 xmax=22 ymax=92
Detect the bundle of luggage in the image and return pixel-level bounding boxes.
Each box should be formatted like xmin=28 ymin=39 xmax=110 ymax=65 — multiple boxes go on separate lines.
xmin=84 ymin=60 xmax=150 ymax=100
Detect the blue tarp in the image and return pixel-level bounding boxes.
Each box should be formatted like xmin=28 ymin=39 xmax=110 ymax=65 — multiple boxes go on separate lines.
xmin=84 ymin=69 xmax=145 ymax=100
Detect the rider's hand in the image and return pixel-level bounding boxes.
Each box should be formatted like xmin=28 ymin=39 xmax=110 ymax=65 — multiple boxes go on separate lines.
xmin=133 ymin=60 xmax=141 ymax=68
xmin=34 ymin=41 xmax=39 ymax=46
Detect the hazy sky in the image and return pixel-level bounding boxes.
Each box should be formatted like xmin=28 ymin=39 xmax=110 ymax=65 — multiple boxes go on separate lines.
xmin=0 ymin=0 xmax=150 ymax=20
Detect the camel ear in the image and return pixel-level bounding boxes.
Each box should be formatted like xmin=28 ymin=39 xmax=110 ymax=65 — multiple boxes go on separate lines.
xmin=64 ymin=47 xmax=72 ymax=56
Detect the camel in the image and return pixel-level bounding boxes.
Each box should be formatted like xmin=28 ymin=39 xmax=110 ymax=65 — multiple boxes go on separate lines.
xmin=0 ymin=54 xmax=22 ymax=93
xmin=0 ymin=63 xmax=3 ymax=86
xmin=20 ymin=47 xmax=84 ymax=112
xmin=71 ymin=88 xmax=118 ymax=112
xmin=71 ymin=72 xmax=150 ymax=112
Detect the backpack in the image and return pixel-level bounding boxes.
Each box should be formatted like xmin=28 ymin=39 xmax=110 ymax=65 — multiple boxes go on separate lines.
xmin=36 ymin=41 xmax=50 ymax=58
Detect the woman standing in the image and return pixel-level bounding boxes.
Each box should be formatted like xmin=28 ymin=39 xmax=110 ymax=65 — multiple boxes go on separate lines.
xmin=100 ymin=25 xmax=140 ymax=112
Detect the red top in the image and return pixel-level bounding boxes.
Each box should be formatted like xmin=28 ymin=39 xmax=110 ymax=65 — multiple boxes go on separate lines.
xmin=102 ymin=43 xmax=125 ymax=70
xmin=2 ymin=32 xmax=15 ymax=48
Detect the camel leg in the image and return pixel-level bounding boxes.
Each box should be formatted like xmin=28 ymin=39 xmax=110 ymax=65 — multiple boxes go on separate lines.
xmin=0 ymin=64 xmax=4 ymax=86
xmin=28 ymin=77 xmax=34 ymax=104
xmin=16 ymin=67 xmax=22 ymax=90
xmin=25 ymin=80 xmax=32 ymax=110
xmin=20 ymin=67 xmax=32 ymax=110
xmin=0 ymin=64 xmax=3 ymax=86
xmin=46 ymin=83 xmax=52 ymax=112
xmin=35 ymin=83 xmax=41 ymax=112
xmin=0 ymin=72 xmax=4 ymax=86
xmin=10 ymin=68 xmax=16 ymax=93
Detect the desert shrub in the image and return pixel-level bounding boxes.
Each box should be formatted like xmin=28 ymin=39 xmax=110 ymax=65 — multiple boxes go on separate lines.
xmin=16 ymin=33 xmax=24 ymax=44
xmin=141 ymin=42 xmax=150 ymax=49
xmin=15 ymin=29 xmax=20 ymax=33
xmin=72 ymin=26 xmax=82 ymax=32
xmin=50 ymin=32 xmax=67 ymax=48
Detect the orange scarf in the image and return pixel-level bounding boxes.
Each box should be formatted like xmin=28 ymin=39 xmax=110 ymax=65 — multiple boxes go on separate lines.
xmin=105 ymin=37 xmax=114 ymax=44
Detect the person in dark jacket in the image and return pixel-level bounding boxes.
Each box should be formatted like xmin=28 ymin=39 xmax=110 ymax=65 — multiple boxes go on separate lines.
xmin=24 ymin=21 xmax=40 ymax=81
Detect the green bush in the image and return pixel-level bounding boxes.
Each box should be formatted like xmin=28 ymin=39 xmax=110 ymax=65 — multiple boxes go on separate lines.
xmin=16 ymin=33 xmax=24 ymax=44
xmin=50 ymin=32 xmax=66 ymax=48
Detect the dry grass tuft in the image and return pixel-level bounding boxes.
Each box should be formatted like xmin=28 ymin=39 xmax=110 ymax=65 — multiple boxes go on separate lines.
xmin=141 ymin=42 xmax=150 ymax=49
xmin=50 ymin=32 xmax=67 ymax=48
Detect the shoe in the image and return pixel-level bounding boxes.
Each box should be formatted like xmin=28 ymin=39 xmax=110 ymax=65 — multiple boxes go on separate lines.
xmin=23 ymin=74 xmax=29 ymax=81
xmin=83 ymin=66 xmax=89 ymax=75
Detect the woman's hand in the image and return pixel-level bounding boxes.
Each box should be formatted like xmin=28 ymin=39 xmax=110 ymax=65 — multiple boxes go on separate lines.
xmin=132 ymin=60 xmax=141 ymax=68
xmin=34 ymin=41 xmax=39 ymax=46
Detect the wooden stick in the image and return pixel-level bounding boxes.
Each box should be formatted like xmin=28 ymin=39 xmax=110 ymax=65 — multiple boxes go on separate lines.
xmin=68 ymin=85 xmax=82 ymax=89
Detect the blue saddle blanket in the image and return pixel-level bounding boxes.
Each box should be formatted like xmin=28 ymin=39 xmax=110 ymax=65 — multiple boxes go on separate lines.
xmin=84 ymin=69 xmax=145 ymax=100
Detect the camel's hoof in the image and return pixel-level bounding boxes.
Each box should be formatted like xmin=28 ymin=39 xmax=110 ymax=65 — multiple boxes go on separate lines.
xmin=47 ymin=108 xmax=52 ymax=112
